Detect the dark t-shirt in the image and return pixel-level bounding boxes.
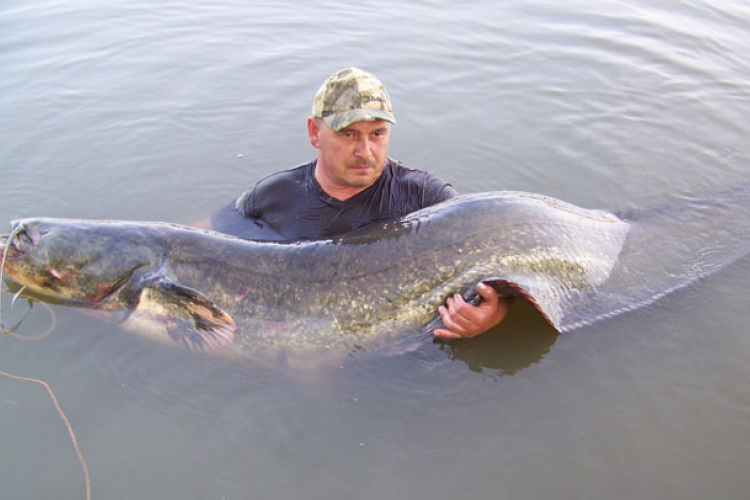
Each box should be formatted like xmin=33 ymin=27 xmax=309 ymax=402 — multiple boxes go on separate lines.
xmin=211 ymin=158 xmax=457 ymax=240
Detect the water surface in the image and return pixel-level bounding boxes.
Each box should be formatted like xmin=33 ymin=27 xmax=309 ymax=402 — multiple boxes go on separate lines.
xmin=1 ymin=1 xmax=749 ymax=498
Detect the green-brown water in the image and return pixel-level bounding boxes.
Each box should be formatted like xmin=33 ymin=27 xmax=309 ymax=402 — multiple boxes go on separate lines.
xmin=1 ymin=1 xmax=749 ymax=498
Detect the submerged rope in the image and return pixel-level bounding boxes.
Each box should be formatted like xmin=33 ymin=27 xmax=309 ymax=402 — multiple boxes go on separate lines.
xmin=0 ymin=293 xmax=57 ymax=340
xmin=0 ymin=292 xmax=89 ymax=499
xmin=0 ymin=369 xmax=91 ymax=500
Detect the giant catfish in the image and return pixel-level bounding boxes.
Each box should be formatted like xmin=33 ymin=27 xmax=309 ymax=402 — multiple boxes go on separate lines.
xmin=1 ymin=188 xmax=749 ymax=361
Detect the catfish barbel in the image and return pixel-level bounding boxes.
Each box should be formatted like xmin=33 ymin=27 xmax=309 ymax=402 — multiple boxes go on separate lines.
xmin=1 ymin=188 xmax=749 ymax=360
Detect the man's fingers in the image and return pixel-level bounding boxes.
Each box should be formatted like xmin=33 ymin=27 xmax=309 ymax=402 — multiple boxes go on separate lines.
xmin=449 ymin=293 xmax=486 ymax=325
xmin=440 ymin=300 xmax=469 ymax=335
xmin=446 ymin=294 xmax=478 ymax=328
xmin=477 ymin=283 xmax=499 ymax=304
xmin=435 ymin=288 xmax=512 ymax=340
xmin=434 ymin=328 xmax=462 ymax=340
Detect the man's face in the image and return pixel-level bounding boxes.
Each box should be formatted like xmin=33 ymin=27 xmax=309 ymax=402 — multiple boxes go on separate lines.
xmin=308 ymin=118 xmax=391 ymax=195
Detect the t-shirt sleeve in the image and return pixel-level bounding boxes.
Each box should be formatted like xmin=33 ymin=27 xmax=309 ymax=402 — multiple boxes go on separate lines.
xmin=210 ymin=196 xmax=285 ymax=240
xmin=235 ymin=185 xmax=257 ymax=218
xmin=214 ymin=166 xmax=310 ymax=240
xmin=428 ymin=181 xmax=459 ymax=205
xmin=420 ymin=173 xmax=459 ymax=208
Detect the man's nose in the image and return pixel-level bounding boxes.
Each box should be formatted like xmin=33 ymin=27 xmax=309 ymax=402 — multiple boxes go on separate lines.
xmin=354 ymin=137 xmax=373 ymax=158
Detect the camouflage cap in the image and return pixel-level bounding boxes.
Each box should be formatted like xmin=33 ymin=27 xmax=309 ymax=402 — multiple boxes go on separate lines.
xmin=311 ymin=67 xmax=396 ymax=131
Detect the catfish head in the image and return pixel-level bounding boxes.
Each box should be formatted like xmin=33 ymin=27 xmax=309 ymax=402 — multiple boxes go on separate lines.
xmin=0 ymin=218 xmax=164 ymax=308
xmin=1 ymin=218 xmax=236 ymax=352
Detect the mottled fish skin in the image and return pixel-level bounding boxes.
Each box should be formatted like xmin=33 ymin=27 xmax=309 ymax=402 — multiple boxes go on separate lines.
xmin=7 ymin=186 xmax=748 ymax=361
xmin=0 ymin=192 xmax=632 ymax=359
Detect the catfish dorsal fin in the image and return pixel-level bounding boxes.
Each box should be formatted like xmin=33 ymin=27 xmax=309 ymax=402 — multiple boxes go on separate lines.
xmin=137 ymin=278 xmax=236 ymax=351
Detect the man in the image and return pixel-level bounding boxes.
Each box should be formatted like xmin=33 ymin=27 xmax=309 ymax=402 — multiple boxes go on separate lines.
xmin=212 ymin=67 xmax=512 ymax=339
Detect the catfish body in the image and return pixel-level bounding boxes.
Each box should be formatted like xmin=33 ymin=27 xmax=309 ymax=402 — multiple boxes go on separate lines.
xmin=8 ymin=186 xmax=745 ymax=360
xmin=1 ymin=192 xmax=629 ymax=357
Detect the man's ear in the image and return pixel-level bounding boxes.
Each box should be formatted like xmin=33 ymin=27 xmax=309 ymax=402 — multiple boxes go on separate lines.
xmin=307 ymin=117 xmax=321 ymax=149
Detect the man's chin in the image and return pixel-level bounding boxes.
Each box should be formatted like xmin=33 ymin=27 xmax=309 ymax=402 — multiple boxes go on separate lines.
xmin=345 ymin=170 xmax=379 ymax=188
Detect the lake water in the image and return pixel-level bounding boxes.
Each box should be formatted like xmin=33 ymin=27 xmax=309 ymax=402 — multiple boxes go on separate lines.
xmin=1 ymin=0 xmax=750 ymax=498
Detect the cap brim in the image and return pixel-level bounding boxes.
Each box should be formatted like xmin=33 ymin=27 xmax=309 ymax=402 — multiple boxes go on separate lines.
xmin=322 ymin=109 xmax=396 ymax=132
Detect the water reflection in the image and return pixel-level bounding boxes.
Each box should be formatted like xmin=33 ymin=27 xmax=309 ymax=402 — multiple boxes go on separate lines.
xmin=437 ymin=300 xmax=558 ymax=376
xmin=3 ymin=0 xmax=750 ymax=497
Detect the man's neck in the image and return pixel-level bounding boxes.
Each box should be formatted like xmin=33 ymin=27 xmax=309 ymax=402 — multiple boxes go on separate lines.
xmin=319 ymin=184 xmax=366 ymax=201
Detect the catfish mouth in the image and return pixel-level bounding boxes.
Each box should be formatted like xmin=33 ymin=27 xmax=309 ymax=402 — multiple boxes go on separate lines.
xmin=1 ymin=220 xmax=43 ymax=262
xmin=0 ymin=224 xmax=30 ymax=285
xmin=1 ymin=221 xmax=49 ymax=285
xmin=0 ymin=227 xmax=69 ymax=304
xmin=0 ymin=222 xmax=143 ymax=307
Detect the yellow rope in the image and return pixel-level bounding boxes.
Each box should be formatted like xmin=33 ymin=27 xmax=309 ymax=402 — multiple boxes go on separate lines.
xmin=0 ymin=369 xmax=91 ymax=500
xmin=0 ymin=299 xmax=57 ymax=340
xmin=0 ymin=292 xmax=90 ymax=499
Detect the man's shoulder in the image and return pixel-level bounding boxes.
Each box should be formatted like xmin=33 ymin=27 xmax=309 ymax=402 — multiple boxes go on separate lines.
xmin=386 ymin=158 xmax=448 ymax=184
xmin=384 ymin=158 xmax=458 ymax=203
xmin=249 ymin=161 xmax=312 ymax=192
xmin=386 ymin=157 xmax=428 ymax=176
xmin=235 ymin=161 xmax=313 ymax=219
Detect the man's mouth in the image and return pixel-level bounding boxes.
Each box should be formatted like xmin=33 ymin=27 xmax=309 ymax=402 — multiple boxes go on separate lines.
xmin=350 ymin=161 xmax=375 ymax=170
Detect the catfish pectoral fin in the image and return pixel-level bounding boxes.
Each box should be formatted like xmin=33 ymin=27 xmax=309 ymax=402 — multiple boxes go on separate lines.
xmin=135 ymin=279 xmax=236 ymax=352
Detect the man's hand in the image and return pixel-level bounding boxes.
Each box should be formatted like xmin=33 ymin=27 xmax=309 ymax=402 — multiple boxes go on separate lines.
xmin=434 ymin=283 xmax=513 ymax=340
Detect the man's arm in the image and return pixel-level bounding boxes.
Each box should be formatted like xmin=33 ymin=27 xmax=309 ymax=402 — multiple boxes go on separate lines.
xmin=196 ymin=199 xmax=286 ymax=240
xmin=434 ymin=283 xmax=513 ymax=339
